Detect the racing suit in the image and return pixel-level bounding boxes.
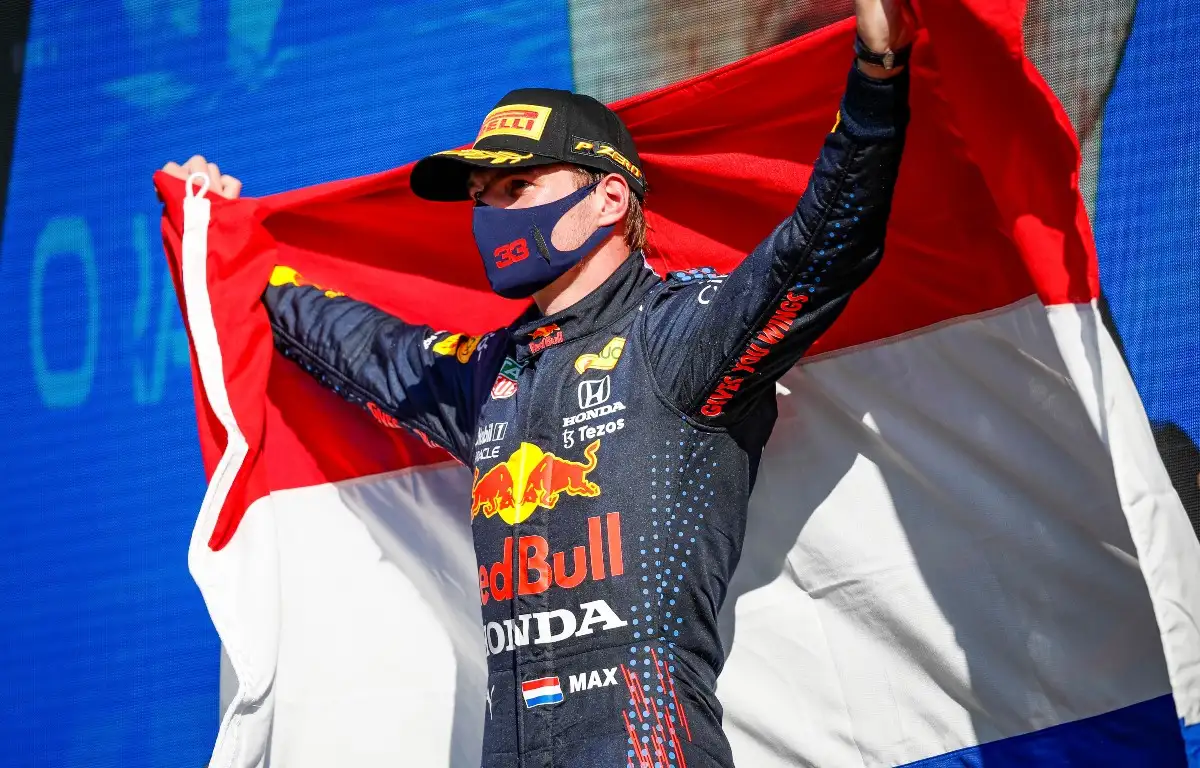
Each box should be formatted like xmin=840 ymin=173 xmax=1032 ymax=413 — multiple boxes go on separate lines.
xmin=264 ymin=65 xmax=909 ymax=768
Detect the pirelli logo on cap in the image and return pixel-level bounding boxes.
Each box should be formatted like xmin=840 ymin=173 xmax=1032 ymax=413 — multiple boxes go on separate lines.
xmin=571 ymin=138 xmax=642 ymax=181
xmin=476 ymin=104 xmax=552 ymax=142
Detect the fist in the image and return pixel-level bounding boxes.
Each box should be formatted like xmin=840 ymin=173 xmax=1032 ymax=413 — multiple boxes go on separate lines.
xmin=855 ymin=0 xmax=916 ymax=55
xmin=160 ymin=155 xmax=243 ymax=199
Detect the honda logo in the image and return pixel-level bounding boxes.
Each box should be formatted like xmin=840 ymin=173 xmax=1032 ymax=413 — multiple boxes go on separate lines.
xmin=577 ymin=376 xmax=611 ymax=410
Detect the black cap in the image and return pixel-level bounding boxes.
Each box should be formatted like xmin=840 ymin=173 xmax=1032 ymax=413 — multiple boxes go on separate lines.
xmin=410 ymin=87 xmax=646 ymax=202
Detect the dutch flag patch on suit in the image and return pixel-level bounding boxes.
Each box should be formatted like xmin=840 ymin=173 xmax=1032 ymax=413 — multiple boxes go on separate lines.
xmin=521 ymin=677 xmax=564 ymax=708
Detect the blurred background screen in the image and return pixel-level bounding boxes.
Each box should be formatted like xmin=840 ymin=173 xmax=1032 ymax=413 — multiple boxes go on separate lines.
xmin=0 ymin=0 xmax=1194 ymax=764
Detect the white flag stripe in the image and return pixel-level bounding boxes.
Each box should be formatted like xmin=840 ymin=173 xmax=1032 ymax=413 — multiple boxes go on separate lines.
xmin=722 ymin=298 xmax=1184 ymax=766
xmin=1045 ymin=303 xmax=1200 ymax=724
xmin=256 ymin=464 xmax=482 ymax=768
xmin=181 ymin=178 xmax=279 ymax=768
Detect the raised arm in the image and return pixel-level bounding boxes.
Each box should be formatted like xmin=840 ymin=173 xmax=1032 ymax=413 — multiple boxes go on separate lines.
xmin=159 ymin=153 xmax=496 ymax=458
xmin=160 ymin=157 xmax=496 ymax=462
xmin=263 ymin=268 xmax=499 ymax=463
xmin=646 ymin=0 xmax=914 ymax=426
xmin=649 ymin=50 xmax=911 ymax=425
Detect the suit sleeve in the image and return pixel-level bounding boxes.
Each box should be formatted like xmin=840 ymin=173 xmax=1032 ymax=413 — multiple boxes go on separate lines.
xmin=654 ymin=64 xmax=910 ymax=425
xmin=263 ymin=268 xmax=496 ymax=463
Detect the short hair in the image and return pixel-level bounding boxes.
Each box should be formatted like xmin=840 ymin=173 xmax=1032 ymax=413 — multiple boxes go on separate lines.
xmin=573 ymin=168 xmax=648 ymax=252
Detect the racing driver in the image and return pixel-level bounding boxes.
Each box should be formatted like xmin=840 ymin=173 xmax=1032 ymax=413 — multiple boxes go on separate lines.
xmin=164 ymin=0 xmax=913 ymax=764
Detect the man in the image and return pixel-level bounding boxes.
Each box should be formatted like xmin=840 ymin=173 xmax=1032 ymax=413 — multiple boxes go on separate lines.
xmin=165 ymin=1 xmax=912 ymax=764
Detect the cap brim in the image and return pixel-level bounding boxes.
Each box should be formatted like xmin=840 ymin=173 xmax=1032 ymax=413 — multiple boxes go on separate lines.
xmin=410 ymin=150 xmax=561 ymax=202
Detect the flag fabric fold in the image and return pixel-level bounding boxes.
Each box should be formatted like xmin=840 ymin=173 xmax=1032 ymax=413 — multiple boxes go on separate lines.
xmin=157 ymin=3 xmax=1200 ymax=767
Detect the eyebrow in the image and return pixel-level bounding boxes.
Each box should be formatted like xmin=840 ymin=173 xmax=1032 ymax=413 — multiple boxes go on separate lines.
xmin=469 ymin=168 xmax=531 ymax=197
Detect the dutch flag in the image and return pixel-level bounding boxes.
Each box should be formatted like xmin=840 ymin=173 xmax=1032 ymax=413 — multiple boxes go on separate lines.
xmin=521 ymin=677 xmax=564 ymax=708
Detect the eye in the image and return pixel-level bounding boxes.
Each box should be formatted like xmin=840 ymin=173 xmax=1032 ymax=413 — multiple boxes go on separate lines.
xmin=507 ymin=178 xmax=531 ymax=195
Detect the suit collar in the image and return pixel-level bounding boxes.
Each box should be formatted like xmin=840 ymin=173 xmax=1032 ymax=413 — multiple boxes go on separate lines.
xmin=513 ymin=252 xmax=657 ymax=362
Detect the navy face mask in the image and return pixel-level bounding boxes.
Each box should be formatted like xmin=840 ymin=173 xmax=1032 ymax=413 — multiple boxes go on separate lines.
xmin=472 ymin=181 xmax=615 ymax=300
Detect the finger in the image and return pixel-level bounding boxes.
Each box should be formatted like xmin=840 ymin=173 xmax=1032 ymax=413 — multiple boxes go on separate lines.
xmin=184 ymin=155 xmax=209 ymax=176
xmin=161 ymin=161 xmax=184 ymax=179
xmin=207 ymin=161 xmax=222 ymax=194
xmin=220 ymin=174 xmax=242 ymax=199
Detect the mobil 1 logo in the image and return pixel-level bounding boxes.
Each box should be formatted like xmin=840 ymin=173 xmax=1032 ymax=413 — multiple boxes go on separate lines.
xmin=475 ymin=421 xmax=508 ymax=463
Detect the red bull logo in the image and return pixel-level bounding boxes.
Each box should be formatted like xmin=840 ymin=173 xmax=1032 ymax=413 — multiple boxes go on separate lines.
xmin=268 ymin=265 xmax=344 ymax=298
xmin=479 ymin=513 xmax=623 ymax=605
xmin=528 ymin=323 xmax=564 ymax=353
xmin=432 ymin=332 xmax=482 ymax=363
xmin=471 ymin=440 xmax=601 ymax=525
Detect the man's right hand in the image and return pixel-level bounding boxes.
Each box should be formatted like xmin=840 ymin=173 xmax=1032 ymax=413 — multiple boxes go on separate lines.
xmin=161 ymin=155 xmax=243 ymax=199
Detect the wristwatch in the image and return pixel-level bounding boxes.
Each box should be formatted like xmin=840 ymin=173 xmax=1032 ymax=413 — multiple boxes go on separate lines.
xmin=854 ymin=35 xmax=913 ymax=71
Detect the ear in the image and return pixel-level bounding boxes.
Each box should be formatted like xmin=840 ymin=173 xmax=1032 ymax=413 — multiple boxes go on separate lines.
xmin=594 ymin=173 xmax=630 ymax=229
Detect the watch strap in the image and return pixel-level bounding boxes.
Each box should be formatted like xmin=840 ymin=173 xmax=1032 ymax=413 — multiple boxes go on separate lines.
xmin=854 ymin=35 xmax=913 ymax=70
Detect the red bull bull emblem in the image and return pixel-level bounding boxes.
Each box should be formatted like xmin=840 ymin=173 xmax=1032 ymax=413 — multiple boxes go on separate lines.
xmin=432 ymin=332 xmax=482 ymax=364
xmin=528 ymin=323 xmax=564 ymax=353
xmin=471 ymin=440 xmax=601 ymax=525
xmin=268 ymin=265 xmax=344 ymax=298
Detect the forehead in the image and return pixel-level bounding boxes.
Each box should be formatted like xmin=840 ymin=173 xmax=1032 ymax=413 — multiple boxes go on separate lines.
xmin=467 ymin=163 xmax=576 ymax=192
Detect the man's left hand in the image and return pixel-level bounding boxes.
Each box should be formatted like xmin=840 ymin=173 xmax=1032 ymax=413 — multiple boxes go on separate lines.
xmin=855 ymin=0 xmax=916 ymax=77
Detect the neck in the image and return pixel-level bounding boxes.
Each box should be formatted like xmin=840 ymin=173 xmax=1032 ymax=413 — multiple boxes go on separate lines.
xmin=533 ymin=237 xmax=631 ymax=315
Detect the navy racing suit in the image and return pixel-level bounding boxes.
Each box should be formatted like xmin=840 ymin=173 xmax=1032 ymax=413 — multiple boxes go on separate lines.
xmin=263 ymin=65 xmax=909 ymax=768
